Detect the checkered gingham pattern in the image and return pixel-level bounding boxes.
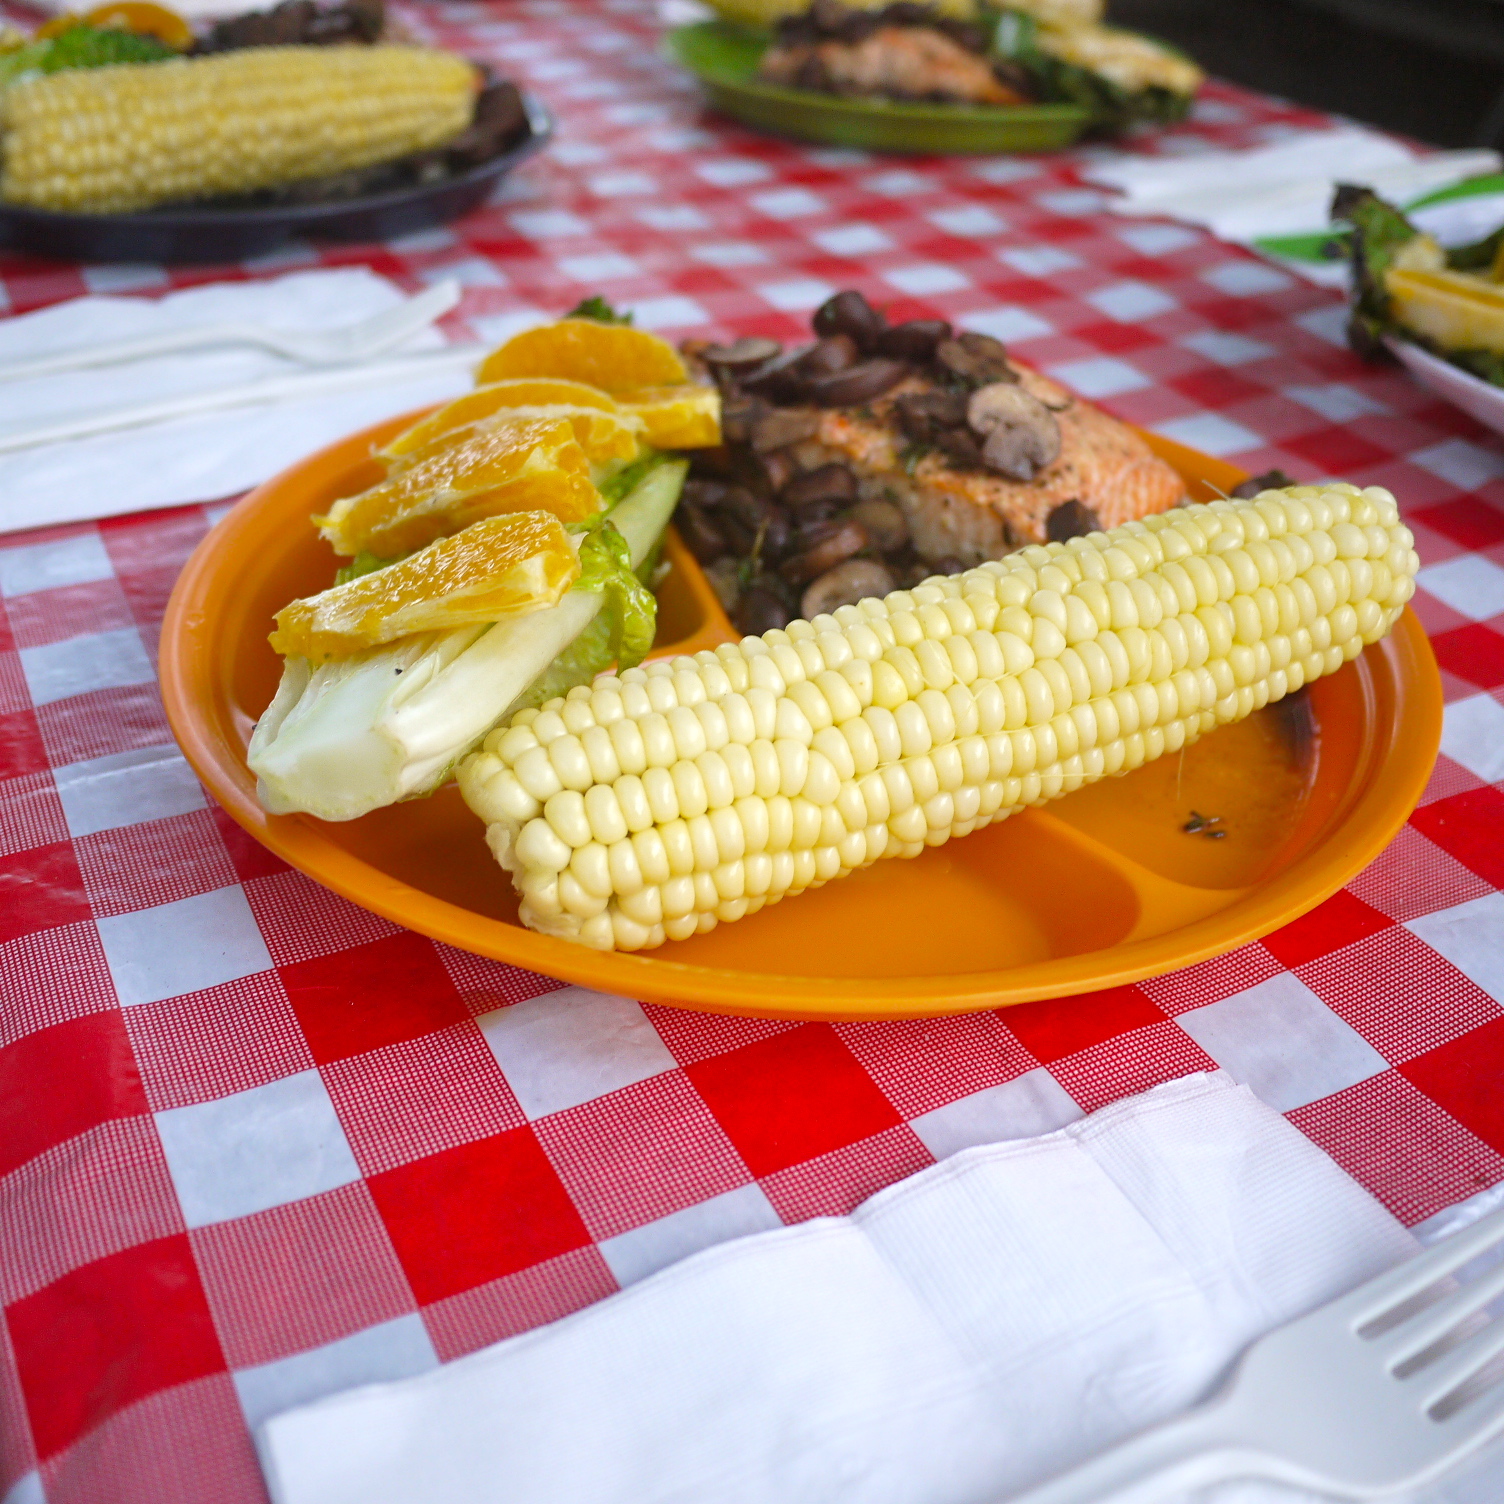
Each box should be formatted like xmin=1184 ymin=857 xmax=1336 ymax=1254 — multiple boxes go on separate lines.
xmin=2 ymin=3 xmax=1504 ymax=1500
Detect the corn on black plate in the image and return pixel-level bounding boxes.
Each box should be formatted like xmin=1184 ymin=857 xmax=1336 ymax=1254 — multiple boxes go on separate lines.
xmin=0 ymin=91 xmax=551 ymax=266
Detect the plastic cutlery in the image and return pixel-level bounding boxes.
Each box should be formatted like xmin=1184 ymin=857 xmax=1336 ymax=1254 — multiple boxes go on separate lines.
xmin=0 ymin=343 xmax=485 ymax=454
xmin=1005 ymin=1204 xmax=1504 ymax=1503
xmin=0 ymin=277 xmax=462 ymax=382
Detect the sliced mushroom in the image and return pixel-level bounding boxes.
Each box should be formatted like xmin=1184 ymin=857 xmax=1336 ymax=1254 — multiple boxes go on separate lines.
xmin=935 ymin=331 xmax=1014 ymax=387
xmin=719 ymin=395 xmax=768 ymax=446
xmin=966 ymin=382 xmax=1061 ymax=481
xmin=734 ymin=584 xmax=795 ymax=635
xmin=779 ymin=518 xmax=870 ymax=584
xmin=702 ymin=336 xmax=782 ymax=372
xmin=749 ymin=406 xmax=821 ymax=453
xmin=877 ymin=319 xmax=952 ymax=362
xmin=801 ymin=558 xmax=897 ymax=619
xmin=677 ymin=501 xmax=730 ymax=564
xmin=758 ymin=446 xmax=797 ymax=496
xmin=806 ymin=357 xmax=910 ymax=407
xmin=1045 ymin=499 xmax=1101 ymax=542
xmin=782 ymin=462 xmax=857 ymax=510
xmin=715 ymin=487 xmax=791 ymax=561
xmin=895 ymin=388 xmax=969 ymax=442
xmin=1231 ymin=467 xmax=1296 ymax=500
xmin=934 ymin=426 xmax=986 ymax=470
xmin=740 ymin=345 xmax=814 ymax=401
xmin=797 ymin=334 xmax=859 ymax=377
xmin=849 ymin=497 xmax=908 ymax=553
xmin=812 ymin=290 xmax=887 ymax=351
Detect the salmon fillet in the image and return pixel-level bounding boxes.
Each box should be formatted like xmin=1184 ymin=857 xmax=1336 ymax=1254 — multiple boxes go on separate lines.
xmin=761 ymin=27 xmax=1027 ymax=106
xmin=816 ymin=361 xmax=1185 ymax=564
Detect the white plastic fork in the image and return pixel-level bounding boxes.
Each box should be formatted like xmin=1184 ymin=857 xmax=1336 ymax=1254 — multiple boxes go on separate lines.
xmin=0 ymin=277 xmax=462 ymax=382
xmin=1004 ymin=1204 xmax=1504 ymax=1503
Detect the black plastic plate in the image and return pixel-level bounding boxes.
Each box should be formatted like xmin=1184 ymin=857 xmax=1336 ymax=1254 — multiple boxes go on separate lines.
xmin=0 ymin=92 xmax=552 ymax=265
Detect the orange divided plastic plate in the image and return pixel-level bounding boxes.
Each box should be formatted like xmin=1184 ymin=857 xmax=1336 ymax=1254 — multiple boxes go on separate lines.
xmin=160 ymin=416 xmax=1442 ymax=1020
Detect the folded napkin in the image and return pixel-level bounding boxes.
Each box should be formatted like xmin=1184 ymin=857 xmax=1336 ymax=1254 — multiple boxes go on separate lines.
xmin=1083 ymin=127 xmax=1499 ymax=243
xmin=0 ymin=267 xmax=476 ymax=535
xmin=258 ymin=1070 xmax=1504 ymax=1504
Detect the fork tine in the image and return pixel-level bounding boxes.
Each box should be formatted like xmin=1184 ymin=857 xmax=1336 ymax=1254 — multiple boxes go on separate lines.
xmin=1384 ymin=1259 xmax=1504 ymax=1367
xmin=1344 ymin=1206 xmax=1504 ymax=1328
xmin=1411 ymin=1318 xmax=1504 ymax=1411
xmin=1436 ymin=1362 xmax=1504 ymax=1444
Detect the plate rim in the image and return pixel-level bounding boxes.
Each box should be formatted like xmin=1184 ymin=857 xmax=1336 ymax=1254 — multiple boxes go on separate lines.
xmin=159 ymin=415 xmax=1443 ymax=1020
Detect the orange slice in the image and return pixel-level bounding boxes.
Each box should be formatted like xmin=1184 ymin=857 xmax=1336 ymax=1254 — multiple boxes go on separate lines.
xmin=392 ymin=406 xmax=644 ymax=472
xmin=316 ymin=418 xmax=602 ymax=558
xmin=475 ymin=319 xmax=689 ymax=394
xmin=617 ymin=384 xmax=722 ymax=449
xmin=271 ymin=512 xmax=578 ymax=660
xmin=381 ymin=378 xmax=621 ymax=459
xmin=82 ymin=1 xmax=194 ymax=47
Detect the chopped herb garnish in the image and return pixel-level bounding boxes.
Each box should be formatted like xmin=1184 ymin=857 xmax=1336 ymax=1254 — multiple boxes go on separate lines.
xmin=565 ymin=296 xmax=633 ymax=325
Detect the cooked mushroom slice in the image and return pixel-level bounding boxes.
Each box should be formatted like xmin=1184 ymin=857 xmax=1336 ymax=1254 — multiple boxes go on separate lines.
xmin=876 ymin=318 xmax=951 ymax=361
xmin=935 ymin=331 xmax=1014 ymax=387
xmin=801 ymin=557 xmax=897 ymax=619
xmin=783 ymin=462 xmax=857 ymax=509
xmin=812 ymin=289 xmax=887 ymax=350
xmin=740 ymin=345 xmax=814 ymax=401
xmin=895 ymin=388 xmax=969 ymax=441
xmin=702 ymin=336 xmax=782 ymax=372
xmin=677 ymin=500 xmax=730 ymax=563
xmin=848 ymin=497 xmax=908 ymax=552
xmin=716 ymin=487 xmax=791 ymax=560
xmin=808 ymin=334 xmax=861 ymax=373
xmin=749 ymin=406 xmax=822 ymax=453
xmin=966 ymin=381 xmax=1062 ymax=481
xmin=779 ymin=518 xmax=869 ymax=584
xmin=1045 ymin=499 xmax=1101 ymax=542
xmin=806 ymin=357 xmax=910 ymax=406
xmin=733 ymin=583 xmax=795 ymax=634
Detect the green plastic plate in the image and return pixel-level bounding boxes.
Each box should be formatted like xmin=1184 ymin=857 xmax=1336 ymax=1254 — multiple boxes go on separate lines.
xmin=665 ymin=20 xmax=1091 ymax=154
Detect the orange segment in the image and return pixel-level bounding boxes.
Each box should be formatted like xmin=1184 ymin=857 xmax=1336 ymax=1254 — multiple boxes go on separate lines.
xmin=617 ymin=384 xmax=722 ymax=449
xmin=475 ymin=319 xmax=689 ymax=394
xmin=381 ymin=378 xmax=621 ymax=459
xmin=316 ymin=418 xmax=602 ymax=558
xmin=394 ymin=406 xmax=643 ymax=471
xmin=82 ymin=1 xmax=194 ymax=46
xmin=271 ymin=512 xmax=579 ymax=660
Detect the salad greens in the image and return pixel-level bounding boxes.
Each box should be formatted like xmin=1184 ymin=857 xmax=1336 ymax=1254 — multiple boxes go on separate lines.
xmin=249 ymin=458 xmax=687 ymax=822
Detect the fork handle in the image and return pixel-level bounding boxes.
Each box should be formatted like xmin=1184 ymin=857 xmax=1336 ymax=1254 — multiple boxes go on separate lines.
xmin=0 ymin=322 xmax=265 ymax=382
xmin=998 ymin=1403 xmax=1319 ymax=1504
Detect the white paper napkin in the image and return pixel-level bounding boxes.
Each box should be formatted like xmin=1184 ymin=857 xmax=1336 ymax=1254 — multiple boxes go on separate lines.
xmin=0 ymin=267 xmax=476 ymax=535
xmin=1083 ymin=128 xmax=1500 ymax=243
xmin=256 ymin=1070 xmax=1503 ymax=1504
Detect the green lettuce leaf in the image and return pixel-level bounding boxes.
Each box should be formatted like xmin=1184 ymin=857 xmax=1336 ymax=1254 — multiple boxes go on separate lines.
xmin=515 ymin=511 xmax=659 ymax=709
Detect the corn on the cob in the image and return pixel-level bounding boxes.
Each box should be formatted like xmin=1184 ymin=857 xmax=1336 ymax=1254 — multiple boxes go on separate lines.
xmin=459 ymin=484 xmax=1418 ymax=952
xmin=0 ymin=45 xmax=476 ymax=214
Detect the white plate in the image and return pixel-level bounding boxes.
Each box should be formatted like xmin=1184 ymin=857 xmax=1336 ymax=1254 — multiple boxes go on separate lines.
xmin=1386 ymin=337 xmax=1504 ymax=439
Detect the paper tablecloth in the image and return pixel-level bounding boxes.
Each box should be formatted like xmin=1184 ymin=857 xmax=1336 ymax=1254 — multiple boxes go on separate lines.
xmin=1 ymin=3 xmax=1502 ymax=1501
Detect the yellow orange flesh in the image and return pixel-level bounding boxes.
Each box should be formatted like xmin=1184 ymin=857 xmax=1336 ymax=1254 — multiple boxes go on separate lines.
xmin=271 ymin=511 xmax=579 ymax=659
xmin=475 ymin=319 xmax=689 ymax=394
xmin=391 ymin=406 xmax=643 ymax=471
xmin=316 ymin=418 xmax=602 ymax=557
xmin=617 ymin=384 xmax=722 ymax=449
xmin=381 ymin=378 xmax=621 ymax=458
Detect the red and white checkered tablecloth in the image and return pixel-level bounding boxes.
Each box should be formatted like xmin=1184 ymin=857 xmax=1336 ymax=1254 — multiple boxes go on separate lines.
xmin=2 ymin=3 xmax=1503 ymax=1500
